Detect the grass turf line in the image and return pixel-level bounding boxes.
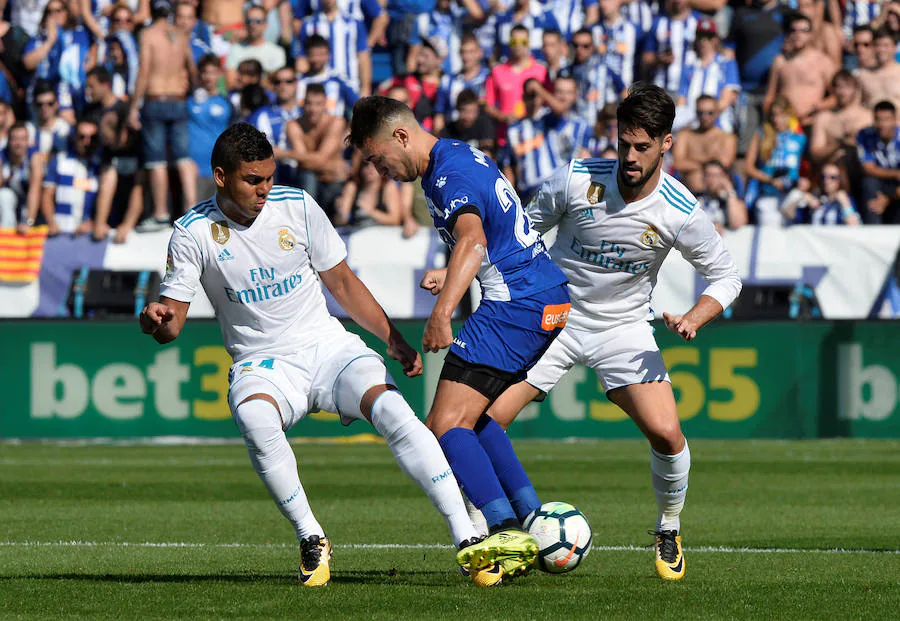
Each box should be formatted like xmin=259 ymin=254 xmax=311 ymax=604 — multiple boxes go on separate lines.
xmin=1 ymin=439 xmax=898 ymax=619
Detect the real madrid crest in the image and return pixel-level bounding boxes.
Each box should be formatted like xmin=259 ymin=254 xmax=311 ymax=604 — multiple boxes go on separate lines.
xmin=210 ymin=220 xmax=230 ymax=245
xmin=586 ymin=182 xmax=605 ymax=205
xmin=278 ymin=227 xmax=296 ymax=251
xmin=641 ymin=225 xmax=659 ymax=246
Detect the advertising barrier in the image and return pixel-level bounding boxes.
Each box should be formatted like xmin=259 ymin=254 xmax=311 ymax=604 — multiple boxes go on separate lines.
xmin=2 ymin=320 xmax=898 ymax=439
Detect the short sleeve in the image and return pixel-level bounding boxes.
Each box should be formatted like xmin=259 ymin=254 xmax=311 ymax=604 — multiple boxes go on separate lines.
xmin=644 ymin=18 xmax=660 ymax=53
xmin=304 ymin=193 xmax=347 ymax=272
xmin=360 ymin=0 xmax=384 ymax=20
xmin=857 ymin=131 xmax=874 ymax=163
xmin=355 ymin=20 xmax=367 ymax=53
xmin=723 ymin=59 xmax=741 ymax=90
xmin=526 ymin=162 xmax=570 ymax=234
xmin=159 ymin=224 xmax=204 ymax=303
xmin=678 ymin=65 xmax=692 ymax=99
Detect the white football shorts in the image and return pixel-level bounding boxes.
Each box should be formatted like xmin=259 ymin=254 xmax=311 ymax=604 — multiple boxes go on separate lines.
xmin=227 ymin=329 xmax=392 ymax=430
xmin=526 ymin=320 xmax=670 ymax=394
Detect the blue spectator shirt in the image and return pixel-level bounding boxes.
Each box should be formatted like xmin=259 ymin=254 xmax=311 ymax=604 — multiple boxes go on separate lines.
xmin=0 ymin=71 xmax=12 ymax=105
xmin=188 ymin=92 xmax=234 ymax=178
xmin=645 ymin=11 xmax=701 ymax=94
xmin=421 ymin=139 xmax=567 ymax=301
xmin=791 ymin=195 xmax=860 ymax=226
xmin=495 ymin=6 xmax=561 ymax=62
xmin=293 ymin=0 xmax=384 ymax=23
xmin=434 ymin=68 xmax=490 ymax=121
xmin=592 ymin=16 xmax=638 ymax=87
xmin=101 ymin=31 xmax=140 ymax=98
xmin=748 ymin=130 xmax=806 ymax=202
xmin=298 ymin=69 xmax=359 ymax=119
xmin=249 ymin=104 xmax=302 ymax=151
xmin=857 ymin=126 xmax=900 ymax=170
xmin=25 ymin=118 xmax=71 ymax=154
xmin=843 ymin=0 xmax=881 ymax=39
xmin=679 ymin=53 xmax=741 ymax=133
xmin=24 ymin=26 xmax=92 ymax=109
xmin=562 ymin=56 xmax=625 ymax=126
xmin=503 ymin=110 xmax=592 ymax=196
xmin=417 ymin=6 xmax=467 ymax=74
xmin=0 ymin=145 xmax=38 ymax=207
xmin=294 ymin=12 xmax=368 ymax=90
xmin=620 ymin=0 xmax=658 ymax=40
xmin=42 ymin=147 xmax=102 ymax=233
xmin=545 ymin=0 xmax=599 ymax=40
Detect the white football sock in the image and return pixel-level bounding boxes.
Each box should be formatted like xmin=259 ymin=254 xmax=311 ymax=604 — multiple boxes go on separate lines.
xmin=463 ymin=490 xmax=489 ymax=539
xmin=650 ymin=441 xmax=691 ymax=532
xmin=370 ymin=390 xmax=479 ymax=547
xmin=233 ymin=398 xmax=325 ymax=541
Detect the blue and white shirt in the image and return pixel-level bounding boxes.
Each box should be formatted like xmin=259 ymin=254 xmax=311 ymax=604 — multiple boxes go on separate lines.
xmin=645 ymin=11 xmax=701 ymax=94
xmin=620 ymin=0 xmax=659 ymax=40
xmin=546 ymin=0 xmax=599 ymax=40
xmin=25 ymin=118 xmax=71 ymax=154
xmin=294 ymin=12 xmax=368 ymax=90
xmin=43 ymin=148 xmax=102 ymax=233
xmin=434 ymin=68 xmax=490 ymax=120
xmin=24 ymin=26 xmax=92 ymax=109
xmin=843 ymin=0 xmax=882 ymax=40
xmin=679 ymin=54 xmax=741 ymax=133
xmin=292 ymin=0 xmax=383 ymax=23
xmin=857 ymin=126 xmax=900 ymax=169
xmin=297 ymin=69 xmax=359 ymax=119
xmin=188 ymin=92 xmax=234 ymax=178
xmin=747 ymin=130 xmax=806 ymax=205
xmin=791 ymin=194 xmax=860 ymax=225
xmin=592 ymin=16 xmax=638 ymax=87
xmin=421 ymin=139 xmax=567 ymax=301
xmin=0 ymin=146 xmax=38 ymax=207
xmin=504 ymin=110 xmax=592 ymax=196
xmin=417 ymin=6 xmax=468 ymax=74
xmin=563 ymin=56 xmax=625 ymax=126
xmin=495 ymin=6 xmax=561 ymax=62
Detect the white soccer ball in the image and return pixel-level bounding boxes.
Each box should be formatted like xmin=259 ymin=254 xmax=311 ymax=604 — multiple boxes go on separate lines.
xmin=523 ymin=501 xmax=593 ymax=573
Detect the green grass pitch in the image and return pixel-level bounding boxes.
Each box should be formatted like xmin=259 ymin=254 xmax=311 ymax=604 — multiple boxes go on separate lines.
xmin=1 ymin=439 xmax=898 ymax=619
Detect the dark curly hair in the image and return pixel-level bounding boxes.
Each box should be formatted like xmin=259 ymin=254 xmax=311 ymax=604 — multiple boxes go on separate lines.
xmin=210 ymin=123 xmax=274 ymax=174
xmin=617 ymin=82 xmax=676 ymax=140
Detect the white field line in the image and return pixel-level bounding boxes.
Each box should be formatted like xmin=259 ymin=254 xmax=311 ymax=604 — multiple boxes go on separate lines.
xmin=0 ymin=541 xmax=897 ymax=554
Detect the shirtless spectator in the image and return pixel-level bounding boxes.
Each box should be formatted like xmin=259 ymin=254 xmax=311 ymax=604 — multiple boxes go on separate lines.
xmin=858 ymin=27 xmax=900 ymax=112
xmin=809 ymin=70 xmax=872 ymax=168
xmin=202 ymin=0 xmax=244 ymax=59
xmin=797 ymin=0 xmax=843 ymax=65
xmin=129 ymin=0 xmax=198 ymax=231
xmin=672 ymin=95 xmax=737 ymax=193
xmin=763 ymin=12 xmax=837 ymax=129
xmin=850 ymin=26 xmax=878 ymax=72
xmin=224 ymin=5 xmax=286 ymax=88
xmin=289 ymin=83 xmax=348 ymax=218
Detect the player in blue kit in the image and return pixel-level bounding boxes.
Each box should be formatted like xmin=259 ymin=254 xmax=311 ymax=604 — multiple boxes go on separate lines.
xmin=348 ymin=96 xmax=571 ymax=586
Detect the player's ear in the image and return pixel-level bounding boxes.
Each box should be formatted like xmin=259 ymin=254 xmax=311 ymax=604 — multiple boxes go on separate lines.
xmin=213 ymin=166 xmax=226 ymax=189
xmin=661 ymin=133 xmax=674 ymax=154
xmin=393 ymin=126 xmax=409 ymax=148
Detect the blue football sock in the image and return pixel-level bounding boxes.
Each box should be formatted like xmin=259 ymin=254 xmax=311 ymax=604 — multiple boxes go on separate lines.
xmin=438 ymin=427 xmax=517 ymax=529
xmin=475 ymin=415 xmax=541 ymax=520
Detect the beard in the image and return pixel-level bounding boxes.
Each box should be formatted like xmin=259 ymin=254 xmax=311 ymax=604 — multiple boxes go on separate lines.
xmin=619 ymin=150 xmax=662 ymax=188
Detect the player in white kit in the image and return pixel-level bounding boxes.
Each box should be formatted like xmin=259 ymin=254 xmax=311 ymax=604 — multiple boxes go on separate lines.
xmin=486 ymin=84 xmax=743 ymax=581
xmin=139 ymin=123 xmax=479 ymax=587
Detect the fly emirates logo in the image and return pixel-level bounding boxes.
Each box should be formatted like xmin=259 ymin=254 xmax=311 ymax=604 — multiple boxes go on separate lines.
xmin=224 ymin=267 xmax=303 ymax=305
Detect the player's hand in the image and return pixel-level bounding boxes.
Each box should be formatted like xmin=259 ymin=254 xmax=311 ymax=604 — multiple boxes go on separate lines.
xmin=663 ymin=312 xmax=697 ymax=342
xmin=419 ymin=268 xmax=448 ymax=295
xmin=387 ymin=336 xmax=423 ymax=377
xmin=422 ymin=313 xmax=453 ymax=353
xmin=140 ymin=302 xmax=175 ymax=335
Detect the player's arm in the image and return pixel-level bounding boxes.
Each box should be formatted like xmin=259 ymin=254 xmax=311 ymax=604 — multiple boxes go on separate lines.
xmin=665 ymin=209 xmax=743 ymax=341
xmin=319 ymin=260 xmax=422 ymax=377
xmin=422 ymin=212 xmax=486 ymax=353
xmin=140 ymin=296 xmax=190 ymax=344
xmin=526 ymin=162 xmax=569 ymax=234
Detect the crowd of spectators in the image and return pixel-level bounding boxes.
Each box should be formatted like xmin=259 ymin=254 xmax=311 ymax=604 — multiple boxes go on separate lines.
xmin=2 ymin=0 xmax=900 ymax=244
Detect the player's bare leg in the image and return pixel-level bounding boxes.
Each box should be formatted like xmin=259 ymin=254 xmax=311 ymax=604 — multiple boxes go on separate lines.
xmin=487 ymin=381 xmax=543 ymax=431
xmin=608 ymin=381 xmax=689 ymax=581
xmin=231 ymin=393 xmax=331 ymax=587
xmin=427 ymin=380 xmax=539 ymax=584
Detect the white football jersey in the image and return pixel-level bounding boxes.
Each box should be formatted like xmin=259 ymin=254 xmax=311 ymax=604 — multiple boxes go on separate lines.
xmin=160 ymin=186 xmax=347 ymax=362
xmin=528 ymin=158 xmax=742 ymax=331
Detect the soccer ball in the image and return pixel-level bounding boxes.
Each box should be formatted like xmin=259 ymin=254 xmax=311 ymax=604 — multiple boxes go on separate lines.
xmin=523 ymin=501 xmax=592 ymax=573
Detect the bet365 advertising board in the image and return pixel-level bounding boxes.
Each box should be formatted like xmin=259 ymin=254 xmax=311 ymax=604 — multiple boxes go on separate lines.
xmin=2 ymin=320 xmax=898 ymax=439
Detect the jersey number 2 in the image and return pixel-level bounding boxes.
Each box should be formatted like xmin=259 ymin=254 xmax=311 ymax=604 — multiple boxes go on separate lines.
xmin=495 ymin=174 xmax=538 ymax=248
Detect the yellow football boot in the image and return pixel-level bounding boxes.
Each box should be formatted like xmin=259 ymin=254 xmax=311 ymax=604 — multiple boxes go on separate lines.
xmin=652 ymin=530 xmax=685 ymax=581
xmin=298 ymin=535 xmax=332 ymax=587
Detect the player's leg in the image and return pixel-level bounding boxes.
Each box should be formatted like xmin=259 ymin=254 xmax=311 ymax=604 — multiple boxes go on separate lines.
xmin=330 ymin=355 xmax=479 ymax=548
xmin=599 ymin=323 xmax=688 ymax=580
xmin=229 ymin=369 xmax=330 ymax=587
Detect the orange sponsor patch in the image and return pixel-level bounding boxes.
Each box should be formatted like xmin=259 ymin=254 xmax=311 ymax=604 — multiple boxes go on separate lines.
xmin=541 ymin=303 xmax=571 ymax=331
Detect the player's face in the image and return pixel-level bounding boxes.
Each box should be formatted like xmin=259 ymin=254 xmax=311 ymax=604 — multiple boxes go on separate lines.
xmin=218 ymin=157 xmax=276 ymax=221
xmin=617 ymin=127 xmax=671 ymax=188
xmin=361 ymin=133 xmax=417 ymax=183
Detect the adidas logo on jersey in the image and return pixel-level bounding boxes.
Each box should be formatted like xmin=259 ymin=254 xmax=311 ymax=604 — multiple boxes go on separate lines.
xmin=217 ymin=248 xmax=235 ymax=262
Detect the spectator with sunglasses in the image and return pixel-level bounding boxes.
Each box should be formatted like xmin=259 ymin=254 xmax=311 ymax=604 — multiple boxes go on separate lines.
xmin=562 ymin=28 xmax=624 ymax=128
xmin=225 ymin=5 xmax=286 ymax=89
xmin=25 ymin=81 xmax=70 ymax=154
xmin=672 ymin=95 xmax=737 ymax=194
xmin=781 ymin=163 xmax=861 ymax=226
xmin=249 ymin=65 xmax=304 ymax=185
xmin=849 ymin=25 xmax=878 ymax=71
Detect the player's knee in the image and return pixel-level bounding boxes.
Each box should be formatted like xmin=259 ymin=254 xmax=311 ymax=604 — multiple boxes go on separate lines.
xmin=646 ymin=421 xmax=685 ymax=455
xmin=333 ymin=356 xmax=395 ymax=423
xmin=233 ymin=397 xmax=284 ymax=455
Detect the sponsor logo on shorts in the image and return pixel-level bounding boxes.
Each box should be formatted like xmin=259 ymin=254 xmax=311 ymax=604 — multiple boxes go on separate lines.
xmin=541 ymin=303 xmax=571 ymax=331
xmin=453 ymin=338 xmax=467 ymax=349
xmin=210 ymin=220 xmax=230 ymax=245
xmin=278 ymin=227 xmax=296 ymax=251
